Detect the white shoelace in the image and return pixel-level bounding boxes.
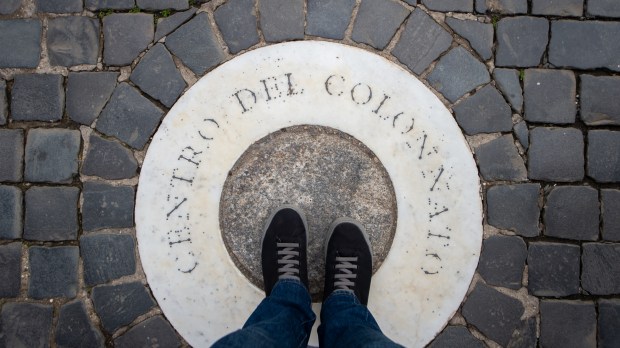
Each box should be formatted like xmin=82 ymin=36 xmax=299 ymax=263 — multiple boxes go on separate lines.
xmin=334 ymin=256 xmax=358 ymax=290
xmin=277 ymin=242 xmax=300 ymax=281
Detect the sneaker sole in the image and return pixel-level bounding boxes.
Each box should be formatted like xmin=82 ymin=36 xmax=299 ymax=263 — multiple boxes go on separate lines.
xmin=261 ymin=204 xmax=309 ymax=253
xmin=324 ymin=217 xmax=371 ymax=258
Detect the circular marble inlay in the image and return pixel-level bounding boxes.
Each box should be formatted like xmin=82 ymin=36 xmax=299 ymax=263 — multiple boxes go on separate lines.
xmin=220 ymin=125 xmax=397 ymax=297
xmin=136 ymin=41 xmax=482 ymax=347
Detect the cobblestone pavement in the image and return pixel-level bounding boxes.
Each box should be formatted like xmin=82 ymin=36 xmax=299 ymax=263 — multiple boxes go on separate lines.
xmin=1 ymin=0 xmax=619 ymax=347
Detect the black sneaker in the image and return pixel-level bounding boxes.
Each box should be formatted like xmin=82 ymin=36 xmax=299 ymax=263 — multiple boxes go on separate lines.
xmin=323 ymin=217 xmax=372 ymax=305
xmin=261 ymin=205 xmax=309 ymax=296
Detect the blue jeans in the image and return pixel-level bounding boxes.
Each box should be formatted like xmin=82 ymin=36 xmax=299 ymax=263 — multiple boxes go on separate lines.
xmin=213 ymin=279 xmax=402 ymax=347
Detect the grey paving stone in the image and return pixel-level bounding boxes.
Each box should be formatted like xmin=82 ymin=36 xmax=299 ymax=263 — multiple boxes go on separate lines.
xmin=427 ymin=46 xmax=490 ymax=103
xmin=582 ymin=243 xmax=620 ymax=295
xmin=422 ymin=0 xmax=473 ymax=11
xmin=81 ymin=234 xmax=136 ymax=286
xmin=67 ymin=72 xmax=118 ymax=125
xmin=602 ymin=189 xmax=620 ymax=241
xmin=103 ymin=13 xmax=154 ymax=66
xmin=475 ymin=135 xmax=527 ymax=181
xmin=114 ymin=316 xmax=181 ymax=348
xmin=214 ymin=0 xmax=259 ymax=54
xmin=588 ymin=0 xmax=620 ymax=17
xmin=446 ymin=18 xmax=492 ymax=60
xmin=0 ymin=186 xmax=22 ymax=239
xmin=24 ymin=186 xmax=79 ymax=241
xmin=259 ymin=0 xmax=304 ymax=43
xmin=462 ymin=283 xmax=524 ymax=346
xmin=96 ymin=83 xmax=164 ymax=150
xmin=131 ymin=44 xmax=186 ymax=107
xmin=0 ymin=129 xmax=24 ymax=182
xmin=165 ymin=12 xmax=226 ymax=75
xmin=155 ymin=8 xmax=197 ymax=41
xmin=0 ymin=303 xmax=52 ymax=348
xmin=28 ymin=246 xmax=79 ymax=299
xmin=392 ymin=9 xmax=452 ymax=75
xmin=580 ymin=75 xmax=620 ymax=126
xmin=599 ymin=299 xmax=620 ymax=348
xmin=527 ymin=127 xmax=584 ymax=182
xmin=478 ymin=235 xmax=526 ymax=289
xmin=25 ymin=128 xmax=81 ymax=183
xmin=0 ymin=80 xmax=6 ymax=125
xmin=82 ymin=133 xmax=138 ymax=180
xmin=454 ymin=84 xmax=512 ymax=135
xmin=82 ymin=182 xmax=135 ymax=231
xmin=587 ymin=130 xmax=620 ymax=183
xmin=55 ymin=300 xmax=105 ymax=348
xmin=92 ymin=281 xmax=156 ymax=333
xmin=306 ymin=0 xmax=355 ymax=40
xmin=544 ymin=186 xmax=599 ymax=241
xmin=514 ymin=121 xmax=528 ymax=150
xmin=0 ymin=243 xmax=21 ymax=298
xmin=11 ymin=74 xmax=64 ymax=122
xmin=0 ymin=19 xmax=41 ymax=68
xmin=0 ymin=0 xmax=21 ymax=14
xmin=524 ymin=69 xmax=576 ymax=124
xmin=137 ymin=0 xmax=189 ymax=10
xmin=351 ymin=0 xmax=410 ymax=50
xmin=540 ymin=300 xmax=596 ymax=348
xmin=36 ymin=0 xmax=82 ymax=12
xmin=493 ymin=68 xmax=523 ymax=113
xmin=496 ymin=17 xmax=549 ymax=67
xmin=527 ymin=242 xmax=580 ymax=297
xmin=86 ymin=0 xmax=135 ymax=10
xmin=549 ymin=21 xmax=620 ymax=72
xmin=428 ymin=326 xmax=485 ymax=348
xmin=532 ymin=0 xmax=582 ymax=16
xmin=403 ymin=0 xmax=417 ymax=4
xmin=508 ymin=317 xmax=537 ymax=348
xmin=475 ymin=0 xmax=527 ymax=13
xmin=47 ymin=16 xmax=99 ymax=67
xmin=487 ymin=184 xmax=540 ymax=237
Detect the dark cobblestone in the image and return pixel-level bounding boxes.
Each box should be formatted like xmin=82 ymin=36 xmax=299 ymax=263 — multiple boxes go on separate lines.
xmin=35 ymin=0 xmax=82 ymax=13
xmin=527 ymin=242 xmax=580 ymax=297
xmin=475 ymin=0 xmax=527 ymax=13
xmin=214 ymin=0 xmax=259 ymax=54
xmin=496 ymin=17 xmax=549 ymax=67
xmin=24 ymin=186 xmax=79 ymax=241
xmin=487 ymin=183 xmax=540 ymax=237
xmin=580 ymin=75 xmax=620 ymax=126
xmin=67 ymin=72 xmax=118 ymax=125
xmin=540 ymin=300 xmax=596 ymax=348
xmin=81 ymin=234 xmax=136 ymax=286
xmin=55 ymin=300 xmax=105 ymax=348
xmin=260 ymin=0 xmax=305 ymax=42
xmin=136 ymin=0 xmax=188 ymax=10
xmin=0 ymin=242 xmax=21 ymax=298
xmin=0 ymin=0 xmax=21 ymax=15
xmin=454 ymin=84 xmax=512 ymax=135
xmin=306 ymin=0 xmax=356 ymax=40
xmin=0 ymin=80 xmax=6 ymax=125
xmin=588 ymin=0 xmax=620 ymax=17
xmin=544 ymin=185 xmax=599 ymax=241
xmin=599 ymin=299 xmax=620 ymax=348
xmin=528 ymin=127 xmax=584 ymax=182
xmin=493 ymin=68 xmax=523 ymax=113
xmin=509 ymin=317 xmax=538 ymax=348
xmin=11 ymin=74 xmax=64 ymax=122
xmin=85 ymin=0 xmax=135 ymax=10
xmin=131 ymin=43 xmax=186 ymax=107
xmin=0 ymin=303 xmax=52 ymax=348
xmin=92 ymin=281 xmax=156 ymax=333
xmin=524 ymin=69 xmax=576 ymax=124
xmin=28 ymin=246 xmax=79 ymax=299
xmin=0 ymin=186 xmax=22 ymax=239
xmin=154 ymin=8 xmax=197 ymax=42
xmin=422 ymin=0 xmax=473 ymax=12
xmin=0 ymin=129 xmax=23 ymax=182
xmin=475 ymin=135 xmax=527 ymax=181
xmin=0 ymin=19 xmax=41 ymax=68
xmin=393 ymin=9 xmax=452 ymax=75
xmin=582 ymin=243 xmax=620 ymax=295
xmin=47 ymin=16 xmax=99 ymax=67
xmin=428 ymin=326 xmax=485 ymax=348
xmin=352 ymin=0 xmax=410 ymax=50
xmin=82 ymin=133 xmax=138 ymax=180
xmin=82 ymin=182 xmax=135 ymax=231
xmin=103 ymin=13 xmax=154 ymax=66
xmin=25 ymin=128 xmax=80 ymax=183
xmin=114 ymin=316 xmax=181 ymax=348
xmin=587 ymin=130 xmax=620 ymax=183
xmin=514 ymin=121 xmax=528 ymax=150
xmin=477 ymin=235 xmax=526 ymax=289
xmin=446 ymin=18 xmax=492 ymax=60
xmin=602 ymin=189 xmax=620 ymax=241
xmin=532 ymin=0 xmax=582 ymax=16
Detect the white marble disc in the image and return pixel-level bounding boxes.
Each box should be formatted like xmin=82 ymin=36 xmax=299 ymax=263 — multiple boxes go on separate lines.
xmin=136 ymin=41 xmax=482 ymax=347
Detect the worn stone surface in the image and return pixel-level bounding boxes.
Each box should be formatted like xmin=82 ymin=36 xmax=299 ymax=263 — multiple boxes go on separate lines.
xmin=81 ymin=234 xmax=136 ymax=286
xmin=0 ymin=80 xmax=7 ymax=125
xmin=475 ymin=135 xmax=527 ymax=181
xmin=528 ymin=242 xmax=580 ymax=297
xmin=509 ymin=317 xmax=538 ymax=348
xmin=82 ymin=134 xmax=138 ymax=180
xmin=0 ymin=186 xmax=22 ymax=240
xmin=85 ymin=0 xmax=135 ymax=10
xmin=0 ymin=303 xmax=52 ymax=348
xmin=599 ymin=299 xmax=620 ymax=348
xmin=446 ymin=18 xmax=492 ymax=60
xmin=260 ymin=0 xmax=305 ymax=42
xmin=580 ymin=75 xmax=620 ymax=126
xmin=96 ymin=83 xmax=165 ymax=150
xmin=602 ymin=189 xmax=620 ymax=241
xmin=549 ymin=21 xmax=620 ymax=72
xmin=476 ymin=0 xmax=527 ymax=13
xmin=82 ymin=182 xmax=135 ymax=231
xmin=427 ymin=46 xmax=490 ymax=103
xmin=496 ymin=17 xmax=549 ymax=67
xmin=0 ymin=129 xmax=23 ymax=182
xmin=540 ymin=300 xmax=597 ymax=348
xmin=0 ymin=0 xmax=21 ymax=14
xmin=47 ymin=16 xmax=99 ymax=67
xmin=352 ymin=0 xmax=410 ymax=50
xmin=544 ymin=186 xmax=599 ymax=241
xmin=155 ymin=8 xmax=197 ymax=42
xmin=25 ymin=129 xmax=80 ymax=183
xmin=55 ymin=301 xmax=105 ymax=348
xmin=306 ymin=0 xmax=356 ymax=40
xmin=494 ymin=68 xmax=523 ymax=113
xmin=588 ymin=0 xmax=620 ymax=17
xmin=454 ymin=84 xmax=512 ymax=135
xmin=0 ymin=19 xmax=41 ymax=68
xmin=514 ymin=121 xmax=528 ymax=150
xmin=487 ymin=183 xmax=540 ymax=237
xmin=582 ymin=243 xmax=620 ymax=295
xmin=0 ymin=243 xmax=21 ymax=298
xmin=11 ymin=74 xmax=64 ymax=122
xmin=165 ymin=13 xmax=226 ymax=75
xmin=214 ymin=0 xmax=259 ymax=54
xmin=532 ymin=0 xmax=583 ymax=16
xmin=428 ymin=326 xmax=485 ymax=348
xmin=528 ymin=127 xmax=584 ymax=182
xmin=35 ymin=0 xmax=82 ymax=13
xmin=136 ymin=0 xmax=188 ymax=10
xmin=478 ymin=235 xmax=526 ymax=289
xmin=28 ymin=246 xmax=79 ymax=299
xmin=67 ymin=72 xmax=118 ymax=125
xmin=423 ymin=0 xmax=473 ymax=11
xmin=103 ymin=13 xmax=154 ymax=66
xmin=462 ymin=283 xmax=524 ymax=346
xmin=92 ymin=282 xmax=156 ymax=333
xmin=524 ymin=69 xmax=576 ymax=124
xmin=114 ymin=316 xmax=181 ymax=348
xmin=131 ymin=43 xmax=186 ymax=107
xmin=587 ymin=130 xmax=620 ymax=183
xmin=23 ymin=186 xmax=79 ymax=241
